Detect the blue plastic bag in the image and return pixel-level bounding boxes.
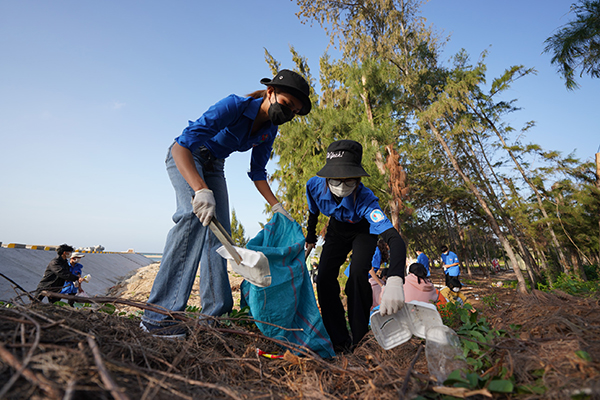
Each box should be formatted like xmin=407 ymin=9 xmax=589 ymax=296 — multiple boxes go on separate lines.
xmin=240 ymin=213 xmax=335 ymax=359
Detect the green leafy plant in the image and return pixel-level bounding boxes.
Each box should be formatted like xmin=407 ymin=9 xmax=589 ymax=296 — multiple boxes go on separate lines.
xmin=221 ymin=306 xmax=252 ymax=327
xmin=98 ymin=303 xmax=117 ymax=315
xmin=436 ymin=300 xmax=463 ymax=329
xmin=481 ymin=293 xmax=498 ymax=309
xmin=186 ymin=305 xmax=201 ymax=313
xmin=418 ymin=307 xmax=546 ymax=398
xmin=537 ymin=272 xmax=600 ymax=297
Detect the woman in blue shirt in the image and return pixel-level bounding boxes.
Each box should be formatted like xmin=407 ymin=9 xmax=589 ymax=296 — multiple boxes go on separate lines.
xmin=305 ymin=140 xmax=407 ymax=352
xmin=142 ymin=70 xmax=311 ymax=337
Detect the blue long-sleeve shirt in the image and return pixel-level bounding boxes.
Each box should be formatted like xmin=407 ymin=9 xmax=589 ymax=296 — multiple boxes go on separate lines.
xmin=417 ymin=253 xmax=430 ymax=276
xmin=306 ymin=176 xmax=405 ymax=280
xmin=175 ymin=94 xmax=278 ymax=181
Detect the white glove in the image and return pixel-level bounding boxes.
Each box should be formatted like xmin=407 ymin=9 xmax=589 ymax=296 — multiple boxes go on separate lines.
xmin=379 ymin=276 xmax=405 ymax=316
xmin=272 ymin=203 xmax=293 ymax=221
xmin=192 ymin=189 xmax=216 ymax=226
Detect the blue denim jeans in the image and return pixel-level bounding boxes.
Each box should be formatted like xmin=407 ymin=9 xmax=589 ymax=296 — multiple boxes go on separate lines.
xmin=142 ymin=143 xmax=233 ymax=325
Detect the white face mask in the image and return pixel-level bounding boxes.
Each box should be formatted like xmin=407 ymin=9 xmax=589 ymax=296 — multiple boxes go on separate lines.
xmin=329 ymin=183 xmax=355 ymax=198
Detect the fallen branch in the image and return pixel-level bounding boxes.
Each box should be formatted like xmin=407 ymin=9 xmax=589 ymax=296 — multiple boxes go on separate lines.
xmin=108 ymin=361 xmax=243 ymax=400
xmin=0 ymin=272 xmax=36 ymax=303
xmin=87 ymin=336 xmax=130 ymax=400
xmin=0 ymin=341 xmax=61 ymax=400
xmin=0 ymin=309 xmax=42 ymax=398
xmin=399 ymin=344 xmax=423 ymax=399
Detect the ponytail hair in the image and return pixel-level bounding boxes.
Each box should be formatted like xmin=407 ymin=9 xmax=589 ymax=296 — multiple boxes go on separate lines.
xmin=408 ymin=262 xmax=430 ymax=284
xmin=246 ymin=89 xmax=267 ymax=99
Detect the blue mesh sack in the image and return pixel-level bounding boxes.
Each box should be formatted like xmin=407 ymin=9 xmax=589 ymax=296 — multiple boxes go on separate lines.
xmin=240 ymin=213 xmax=335 ymax=359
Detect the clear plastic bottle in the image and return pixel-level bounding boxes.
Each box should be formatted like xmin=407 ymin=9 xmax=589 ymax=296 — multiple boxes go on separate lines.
xmin=425 ymin=325 xmax=467 ymax=384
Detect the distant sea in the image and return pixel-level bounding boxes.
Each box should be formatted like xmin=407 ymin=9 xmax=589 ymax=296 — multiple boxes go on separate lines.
xmin=141 ymin=253 xmax=162 ymax=263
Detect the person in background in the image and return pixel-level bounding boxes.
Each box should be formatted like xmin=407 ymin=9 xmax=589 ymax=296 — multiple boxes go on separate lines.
xmin=403 ymin=263 xmax=438 ymax=304
xmin=369 ymin=239 xmax=388 ymax=310
xmin=36 ymin=244 xmax=83 ymax=303
xmin=60 ymin=252 xmax=86 ymax=306
xmin=141 ymin=69 xmax=311 ymax=338
xmin=439 ymin=276 xmax=474 ymax=312
xmin=440 ymin=245 xmax=460 ymax=286
xmin=415 ymin=249 xmax=430 ymax=277
xmin=309 ymin=261 xmax=319 ymax=284
xmin=305 ymin=140 xmax=407 ymax=353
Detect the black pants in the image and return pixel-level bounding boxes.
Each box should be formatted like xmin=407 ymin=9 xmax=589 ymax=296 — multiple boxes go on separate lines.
xmin=316 ymin=218 xmax=377 ymax=348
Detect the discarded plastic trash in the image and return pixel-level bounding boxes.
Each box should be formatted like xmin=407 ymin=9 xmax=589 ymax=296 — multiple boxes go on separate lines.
xmin=370 ymin=300 xmax=444 ymax=350
xmin=216 ymin=246 xmax=271 ymax=287
xmin=370 ymin=302 xmax=466 ymax=385
xmin=425 ymin=325 xmax=467 ymax=384
xmin=256 ymin=348 xmax=284 ymax=359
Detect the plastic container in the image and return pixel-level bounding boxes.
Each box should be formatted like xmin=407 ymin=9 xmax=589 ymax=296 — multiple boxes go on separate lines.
xmin=216 ymin=245 xmax=271 ymax=287
xmin=370 ymin=300 xmax=444 ymax=350
xmin=425 ymin=325 xmax=467 ymax=384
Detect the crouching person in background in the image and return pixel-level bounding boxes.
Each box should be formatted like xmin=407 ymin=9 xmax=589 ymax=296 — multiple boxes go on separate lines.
xmin=36 ymin=244 xmax=83 ymax=304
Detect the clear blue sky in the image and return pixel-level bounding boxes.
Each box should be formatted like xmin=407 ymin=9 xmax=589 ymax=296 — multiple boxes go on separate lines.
xmin=1 ymin=0 xmax=597 ymax=253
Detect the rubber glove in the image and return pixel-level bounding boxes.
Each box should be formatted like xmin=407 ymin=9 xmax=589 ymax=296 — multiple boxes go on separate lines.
xmin=192 ymin=189 xmax=216 ymax=226
xmin=272 ymin=203 xmax=293 ymax=221
xmin=379 ymin=276 xmax=405 ymax=316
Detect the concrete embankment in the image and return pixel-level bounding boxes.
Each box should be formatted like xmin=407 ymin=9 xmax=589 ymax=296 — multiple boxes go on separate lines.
xmin=0 ymin=246 xmax=156 ymax=302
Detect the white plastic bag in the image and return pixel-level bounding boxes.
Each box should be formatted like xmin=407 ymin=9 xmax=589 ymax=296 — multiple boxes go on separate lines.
xmin=216 ymin=246 xmax=271 ymax=287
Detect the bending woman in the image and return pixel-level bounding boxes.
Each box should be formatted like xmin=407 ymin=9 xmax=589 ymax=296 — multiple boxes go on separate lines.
xmin=142 ymin=70 xmax=311 ymax=337
xmin=305 ymin=140 xmax=407 ymax=352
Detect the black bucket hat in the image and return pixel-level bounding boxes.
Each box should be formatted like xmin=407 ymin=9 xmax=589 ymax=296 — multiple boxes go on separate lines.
xmin=316 ymin=140 xmax=370 ymax=179
xmin=260 ymin=69 xmax=311 ymax=115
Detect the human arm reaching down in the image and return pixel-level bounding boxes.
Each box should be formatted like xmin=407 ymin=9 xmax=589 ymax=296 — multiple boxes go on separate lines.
xmin=379 ymin=228 xmax=407 ymax=316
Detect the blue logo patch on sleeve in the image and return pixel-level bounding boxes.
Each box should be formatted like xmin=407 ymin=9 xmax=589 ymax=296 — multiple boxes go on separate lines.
xmin=369 ymin=209 xmax=385 ymax=223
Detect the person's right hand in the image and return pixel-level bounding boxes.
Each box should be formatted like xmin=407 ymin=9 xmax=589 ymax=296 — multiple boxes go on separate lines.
xmin=192 ymin=189 xmax=216 ymax=226
xmin=305 ymin=242 xmax=316 ymax=253
xmin=380 ymin=276 xmax=405 ymax=316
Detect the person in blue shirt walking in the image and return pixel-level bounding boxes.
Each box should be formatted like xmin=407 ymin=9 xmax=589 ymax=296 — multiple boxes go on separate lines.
xmin=440 ymin=245 xmax=460 ymax=286
xmin=415 ymin=249 xmax=430 ymax=277
xmin=305 ymin=140 xmax=407 ymax=353
xmin=141 ymin=69 xmax=312 ymax=338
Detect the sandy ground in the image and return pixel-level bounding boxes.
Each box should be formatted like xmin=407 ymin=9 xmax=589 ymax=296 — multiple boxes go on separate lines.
xmin=105 ymin=259 xmax=517 ymax=318
xmin=105 ymin=262 xmax=246 ymax=315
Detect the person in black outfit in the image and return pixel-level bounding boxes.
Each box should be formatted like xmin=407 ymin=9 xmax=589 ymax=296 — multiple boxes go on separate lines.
xmin=36 ymin=244 xmax=83 ymax=303
xmin=305 ymin=140 xmax=407 ymax=353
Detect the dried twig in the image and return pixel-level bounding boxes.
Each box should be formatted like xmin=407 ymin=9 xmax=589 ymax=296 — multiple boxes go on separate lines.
xmin=0 ymin=341 xmax=61 ymax=399
xmin=0 ymin=272 xmax=36 ymax=303
xmin=399 ymin=344 xmax=423 ymax=399
xmin=0 ymin=310 xmax=42 ymax=397
xmin=87 ymin=336 xmax=130 ymax=400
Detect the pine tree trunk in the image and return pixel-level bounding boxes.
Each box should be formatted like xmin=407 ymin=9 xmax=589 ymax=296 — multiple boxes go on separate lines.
xmin=427 ymin=122 xmax=529 ymax=293
xmin=462 ymin=137 xmax=538 ymax=284
xmin=596 ymin=152 xmax=600 ymax=263
xmin=475 ymin=109 xmax=570 ymax=273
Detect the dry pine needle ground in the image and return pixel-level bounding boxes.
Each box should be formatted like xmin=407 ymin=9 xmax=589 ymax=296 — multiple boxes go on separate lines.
xmin=1 ymin=277 xmax=600 ymax=399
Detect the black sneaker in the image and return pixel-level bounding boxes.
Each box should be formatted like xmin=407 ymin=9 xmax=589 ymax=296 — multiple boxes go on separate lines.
xmin=140 ymin=321 xmax=187 ymax=339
